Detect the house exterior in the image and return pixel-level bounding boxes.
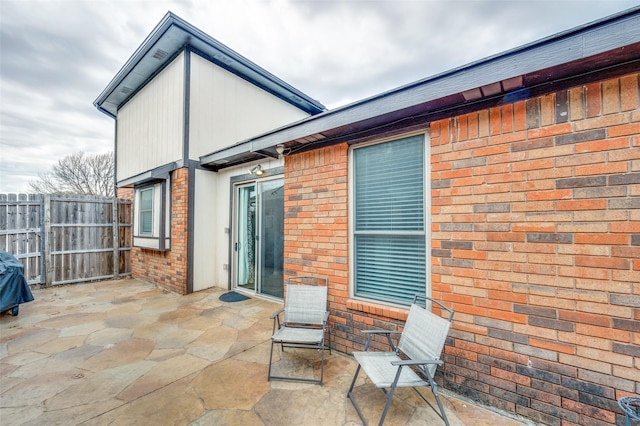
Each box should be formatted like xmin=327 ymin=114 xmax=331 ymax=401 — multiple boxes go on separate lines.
xmin=94 ymin=13 xmax=325 ymax=295
xmin=96 ymin=8 xmax=640 ymax=425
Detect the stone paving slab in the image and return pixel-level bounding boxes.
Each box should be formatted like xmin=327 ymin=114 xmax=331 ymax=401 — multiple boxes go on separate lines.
xmin=0 ymin=279 xmax=531 ymax=425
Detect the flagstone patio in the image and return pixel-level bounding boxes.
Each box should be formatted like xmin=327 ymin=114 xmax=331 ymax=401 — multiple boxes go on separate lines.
xmin=0 ymin=278 xmax=532 ymax=425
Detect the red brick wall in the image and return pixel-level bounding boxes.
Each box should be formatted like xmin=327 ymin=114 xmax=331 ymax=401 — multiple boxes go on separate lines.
xmin=118 ymin=167 xmax=189 ymax=294
xmin=284 ymin=72 xmax=640 ymax=425
xmin=431 ymin=72 xmax=640 ymax=425
xmin=283 ymin=144 xmax=353 ymax=351
xmin=117 ymin=188 xmax=134 ymax=205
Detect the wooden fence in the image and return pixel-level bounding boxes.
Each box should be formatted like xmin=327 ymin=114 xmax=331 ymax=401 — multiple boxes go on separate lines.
xmin=0 ymin=194 xmax=131 ymax=285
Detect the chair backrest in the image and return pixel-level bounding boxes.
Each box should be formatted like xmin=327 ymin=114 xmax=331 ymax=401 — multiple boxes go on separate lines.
xmin=398 ymin=299 xmax=453 ymax=377
xmin=283 ymin=276 xmax=328 ymax=325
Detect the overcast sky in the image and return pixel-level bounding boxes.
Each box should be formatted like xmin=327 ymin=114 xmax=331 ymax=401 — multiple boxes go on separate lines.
xmin=1 ymin=0 xmax=638 ymax=193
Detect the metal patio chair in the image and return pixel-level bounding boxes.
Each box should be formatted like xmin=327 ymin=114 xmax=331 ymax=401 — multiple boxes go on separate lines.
xmin=618 ymin=396 xmax=640 ymax=426
xmin=347 ymin=295 xmax=454 ymax=426
xmin=267 ymin=276 xmax=331 ymax=384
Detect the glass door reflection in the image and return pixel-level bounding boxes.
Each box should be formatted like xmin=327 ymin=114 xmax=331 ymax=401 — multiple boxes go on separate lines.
xmin=234 ymin=178 xmax=284 ymax=298
xmin=236 ymin=185 xmax=256 ymax=291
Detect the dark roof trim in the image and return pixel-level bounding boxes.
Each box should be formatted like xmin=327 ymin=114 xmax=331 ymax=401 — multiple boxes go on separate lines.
xmin=94 ymin=12 xmax=325 ymax=117
xmin=117 ymin=162 xmax=180 ymax=188
xmin=201 ymin=6 xmax=640 ymax=169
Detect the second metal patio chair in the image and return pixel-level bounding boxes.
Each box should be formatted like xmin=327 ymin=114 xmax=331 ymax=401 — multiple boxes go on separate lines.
xmin=347 ymin=295 xmax=454 ymax=425
xmin=267 ymin=276 xmax=331 ymax=384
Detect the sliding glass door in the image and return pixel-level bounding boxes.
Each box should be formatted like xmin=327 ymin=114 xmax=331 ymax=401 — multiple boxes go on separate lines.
xmin=236 ymin=185 xmax=256 ymax=291
xmin=234 ymin=178 xmax=284 ymax=298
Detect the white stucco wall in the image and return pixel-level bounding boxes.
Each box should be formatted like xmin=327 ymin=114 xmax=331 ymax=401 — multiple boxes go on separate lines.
xmin=193 ymin=168 xmax=219 ymax=291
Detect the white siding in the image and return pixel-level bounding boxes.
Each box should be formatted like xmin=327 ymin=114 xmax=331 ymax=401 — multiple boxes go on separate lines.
xmin=116 ymin=53 xmax=185 ymax=181
xmin=188 ymin=54 xmax=310 ymax=160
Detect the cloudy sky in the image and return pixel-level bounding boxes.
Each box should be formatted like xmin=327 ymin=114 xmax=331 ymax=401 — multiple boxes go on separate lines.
xmin=1 ymin=0 xmax=638 ymax=193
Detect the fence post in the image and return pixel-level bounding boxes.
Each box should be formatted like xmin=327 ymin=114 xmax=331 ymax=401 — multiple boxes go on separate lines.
xmin=43 ymin=194 xmax=52 ymax=287
xmin=112 ymin=198 xmax=119 ymax=280
xmin=38 ymin=194 xmax=45 ymax=285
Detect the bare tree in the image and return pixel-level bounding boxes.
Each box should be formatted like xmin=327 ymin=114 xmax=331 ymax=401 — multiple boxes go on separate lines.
xmin=29 ymin=152 xmax=115 ymax=197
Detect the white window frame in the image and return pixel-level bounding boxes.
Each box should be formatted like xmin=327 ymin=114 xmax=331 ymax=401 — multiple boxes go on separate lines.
xmin=139 ymin=187 xmax=154 ymax=235
xmin=133 ymin=179 xmax=171 ymax=250
xmin=348 ymin=132 xmax=431 ymax=307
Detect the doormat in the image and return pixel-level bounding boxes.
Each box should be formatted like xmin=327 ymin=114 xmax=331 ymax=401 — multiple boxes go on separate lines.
xmin=219 ymin=291 xmax=250 ymax=302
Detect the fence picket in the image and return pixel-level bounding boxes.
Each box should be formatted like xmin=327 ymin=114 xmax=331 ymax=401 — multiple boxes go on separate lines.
xmin=0 ymin=194 xmax=132 ymax=286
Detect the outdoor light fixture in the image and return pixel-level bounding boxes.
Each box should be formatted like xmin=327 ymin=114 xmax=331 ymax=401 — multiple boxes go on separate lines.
xmin=249 ymin=165 xmax=265 ymax=176
xmin=276 ymin=144 xmax=285 ymax=155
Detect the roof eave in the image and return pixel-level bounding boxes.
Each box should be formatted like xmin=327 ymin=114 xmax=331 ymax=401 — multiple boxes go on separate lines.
xmin=93 ymin=12 xmax=325 ymax=118
xmin=201 ymin=6 xmax=640 ymax=169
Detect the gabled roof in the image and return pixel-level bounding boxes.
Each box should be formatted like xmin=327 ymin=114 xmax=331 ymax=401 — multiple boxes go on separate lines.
xmin=94 ymin=12 xmax=325 ymax=118
xmin=201 ymin=6 xmax=640 ymax=170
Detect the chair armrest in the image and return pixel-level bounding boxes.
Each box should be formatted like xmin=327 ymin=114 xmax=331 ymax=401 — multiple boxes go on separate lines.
xmin=391 ymin=359 xmax=443 ymax=366
xmin=270 ymin=308 xmax=284 ymax=334
xmin=270 ymin=308 xmax=284 ymax=319
xmin=362 ymin=330 xmax=402 ymax=335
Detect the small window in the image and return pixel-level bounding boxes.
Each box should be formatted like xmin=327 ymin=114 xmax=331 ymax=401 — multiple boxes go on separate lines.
xmin=139 ymin=188 xmax=154 ymax=235
xmin=133 ymin=180 xmax=170 ymax=250
xmin=352 ymin=134 xmax=428 ymax=306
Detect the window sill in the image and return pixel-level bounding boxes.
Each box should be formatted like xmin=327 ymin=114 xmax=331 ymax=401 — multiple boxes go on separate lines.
xmin=346 ymin=299 xmax=409 ymax=321
xmin=133 ymin=236 xmax=170 ymax=251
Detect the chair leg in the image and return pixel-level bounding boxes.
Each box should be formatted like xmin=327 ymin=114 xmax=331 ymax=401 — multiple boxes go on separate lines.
xmin=320 ymin=342 xmax=325 ymax=384
xmin=347 ymin=364 xmax=360 ymax=394
xmin=426 ymin=372 xmax=450 ymax=426
xmin=267 ymin=341 xmax=325 ymax=384
xmin=433 ymin=387 xmax=449 ymax=426
xmin=377 ymin=367 xmax=403 ymax=426
xmin=267 ymin=339 xmax=275 ymax=381
xmin=347 ymin=365 xmax=368 ymax=425
xmin=378 ymin=386 xmax=398 ymax=426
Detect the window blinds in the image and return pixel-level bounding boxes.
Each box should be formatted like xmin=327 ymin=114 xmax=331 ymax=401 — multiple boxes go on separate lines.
xmin=354 ymin=135 xmax=426 ymax=305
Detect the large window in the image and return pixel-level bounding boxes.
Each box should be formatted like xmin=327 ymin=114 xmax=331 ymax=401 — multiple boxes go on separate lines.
xmin=133 ymin=180 xmax=170 ymax=250
xmin=352 ymin=134 xmax=427 ymax=306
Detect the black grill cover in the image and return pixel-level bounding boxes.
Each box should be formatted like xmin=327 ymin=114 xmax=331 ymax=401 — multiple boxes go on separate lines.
xmin=0 ymin=250 xmax=34 ymax=314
